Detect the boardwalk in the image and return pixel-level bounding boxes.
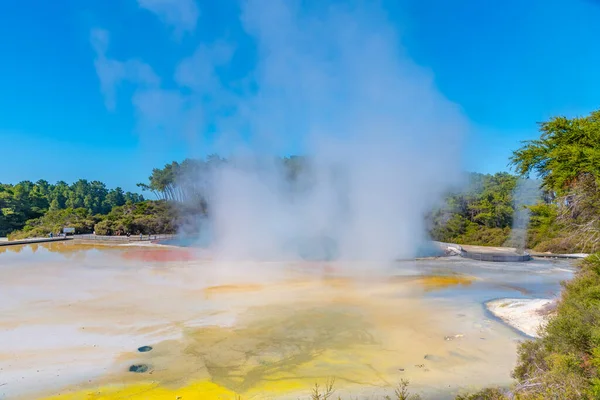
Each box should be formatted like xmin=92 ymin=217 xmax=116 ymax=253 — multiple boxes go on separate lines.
xmin=0 ymin=234 xmax=176 ymax=247
xmin=0 ymin=237 xmax=71 ymax=247
xmin=73 ymin=233 xmax=176 ymax=243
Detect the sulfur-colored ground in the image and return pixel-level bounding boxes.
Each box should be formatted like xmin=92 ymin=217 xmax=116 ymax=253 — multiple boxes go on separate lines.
xmin=2 ymin=242 xmax=569 ymax=400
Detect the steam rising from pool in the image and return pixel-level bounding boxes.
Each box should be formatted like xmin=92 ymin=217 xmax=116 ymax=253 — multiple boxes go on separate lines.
xmin=178 ymin=1 xmax=468 ymax=261
xmin=94 ymin=1 xmax=469 ymax=261
xmin=507 ymin=178 xmax=542 ymax=253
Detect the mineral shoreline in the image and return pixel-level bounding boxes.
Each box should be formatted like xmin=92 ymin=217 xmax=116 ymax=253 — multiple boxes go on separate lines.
xmin=486 ymin=298 xmax=557 ymax=338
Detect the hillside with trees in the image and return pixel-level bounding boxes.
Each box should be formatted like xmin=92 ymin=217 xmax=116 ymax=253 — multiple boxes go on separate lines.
xmin=427 ymin=172 xmax=565 ymax=252
xmin=511 ymin=110 xmax=600 ymax=253
xmin=428 ymin=172 xmax=520 ymax=247
xmin=454 ymin=109 xmax=600 ymax=400
xmin=93 ymin=200 xmax=177 ymax=236
xmin=428 ymin=110 xmax=600 ymax=254
xmin=3 ymin=110 xmax=600 ymax=257
xmin=0 ymin=180 xmax=143 ymax=237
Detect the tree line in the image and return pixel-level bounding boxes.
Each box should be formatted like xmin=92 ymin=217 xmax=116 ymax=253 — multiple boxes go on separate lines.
xmin=427 ymin=109 xmax=600 ymax=254
xmin=4 ymin=109 xmax=600 ymax=256
xmin=135 ymin=155 xmax=304 ymax=210
xmin=429 ymin=172 xmax=521 ymax=246
xmin=0 ymin=179 xmax=143 ymax=237
xmin=511 ymin=109 xmax=600 ymax=253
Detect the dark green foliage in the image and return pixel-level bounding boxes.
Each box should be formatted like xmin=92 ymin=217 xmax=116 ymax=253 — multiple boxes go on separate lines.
xmin=0 ymin=180 xmax=48 ymax=236
xmin=0 ymin=180 xmax=142 ymax=236
xmin=525 ymin=203 xmax=560 ymax=249
xmin=510 ymin=110 xmax=600 ymax=195
xmin=136 ymin=155 xmax=309 ymax=214
xmin=94 ymin=200 xmax=177 ymax=235
xmin=511 ymin=255 xmax=600 ymax=399
xmin=137 ymin=156 xmax=226 ymax=206
xmin=510 ymin=109 xmax=600 ymax=253
xmin=458 ymin=226 xmax=512 ymax=247
xmin=429 ymin=172 xmax=568 ymax=251
xmin=429 ymin=172 xmax=519 ymax=246
xmin=8 ymin=208 xmax=100 ymax=239
xmin=433 ymin=109 xmax=600 ymax=253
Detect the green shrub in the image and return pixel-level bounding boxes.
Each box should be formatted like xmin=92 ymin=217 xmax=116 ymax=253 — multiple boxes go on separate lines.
xmin=8 ymin=207 xmax=99 ymax=239
xmin=511 ymin=254 xmax=600 ymax=399
xmin=453 ymin=224 xmax=511 ymax=247
xmin=8 ymin=200 xmax=177 ymax=238
xmin=454 ymin=387 xmax=509 ymax=400
xmin=93 ymin=200 xmax=177 ymax=235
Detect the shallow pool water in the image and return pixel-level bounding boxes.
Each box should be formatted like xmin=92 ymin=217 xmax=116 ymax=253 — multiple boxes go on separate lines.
xmin=0 ymin=243 xmax=575 ymax=399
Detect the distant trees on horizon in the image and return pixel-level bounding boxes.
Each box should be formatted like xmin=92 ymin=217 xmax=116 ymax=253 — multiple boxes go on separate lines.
xmin=3 ymin=108 xmax=600 ymax=253
xmin=0 ymin=179 xmax=143 ymax=236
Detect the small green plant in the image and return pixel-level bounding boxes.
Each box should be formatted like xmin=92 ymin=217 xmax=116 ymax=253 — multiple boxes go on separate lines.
xmin=305 ymin=378 xmax=424 ymax=400
xmin=390 ymin=379 xmax=422 ymax=400
xmin=454 ymin=387 xmax=509 ymax=400
xmin=310 ymin=378 xmax=337 ymax=400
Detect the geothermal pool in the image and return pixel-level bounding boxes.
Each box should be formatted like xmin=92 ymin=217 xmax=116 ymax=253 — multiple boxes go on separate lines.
xmin=0 ymin=243 xmax=574 ymax=399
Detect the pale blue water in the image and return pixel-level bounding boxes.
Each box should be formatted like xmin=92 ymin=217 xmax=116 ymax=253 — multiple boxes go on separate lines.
xmin=159 ymin=236 xmax=573 ymax=302
xmin=160 ymin=236 xmax=445 ymax=260
xmin=411 ymin=256 xmax=574 ymax=308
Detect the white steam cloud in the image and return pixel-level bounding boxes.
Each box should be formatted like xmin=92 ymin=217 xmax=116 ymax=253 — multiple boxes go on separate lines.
xmin=93 ymin=0 xmax=468 ymax=262
xmin=506 ymin=178 xmax=542 ymax=253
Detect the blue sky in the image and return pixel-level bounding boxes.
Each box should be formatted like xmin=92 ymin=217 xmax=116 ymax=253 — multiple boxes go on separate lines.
xmin=0 ymin=0 xmax=599 ymax=192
